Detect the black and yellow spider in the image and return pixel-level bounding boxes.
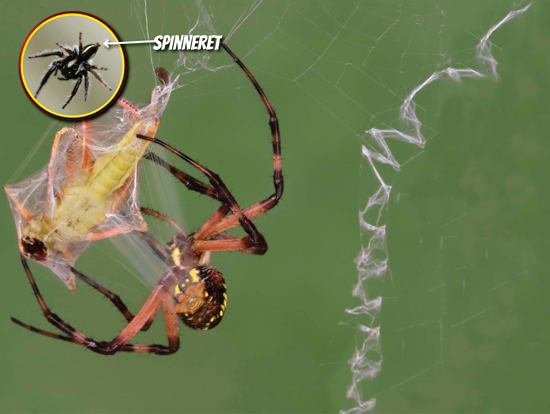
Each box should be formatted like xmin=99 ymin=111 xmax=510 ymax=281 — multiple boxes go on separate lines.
xmin=29 ymin=32 xmax=112 ymax=109
xmin=12 ymin=43 xmax=283 ymax=355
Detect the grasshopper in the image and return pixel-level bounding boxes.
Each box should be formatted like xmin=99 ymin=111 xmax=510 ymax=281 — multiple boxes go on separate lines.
xmin=5 ymin=68 xmax=172 ymax=292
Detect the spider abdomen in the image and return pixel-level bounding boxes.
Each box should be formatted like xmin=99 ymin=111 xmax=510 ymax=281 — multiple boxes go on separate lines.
xmin=174 ymin=266 xmax=227 ymax=330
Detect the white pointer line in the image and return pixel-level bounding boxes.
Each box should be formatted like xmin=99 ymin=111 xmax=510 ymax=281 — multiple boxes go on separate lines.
xmin=103 ymin=39 xmax=153 ymax=48
xmin=103 ymin=35 xmax=223 ymax=51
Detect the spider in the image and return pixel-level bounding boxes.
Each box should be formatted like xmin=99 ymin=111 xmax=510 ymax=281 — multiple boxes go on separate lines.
xmin=11 ymin=43 xmax=283 ymax=355
xmin=29 ymin=32 xmax=112 ymax=109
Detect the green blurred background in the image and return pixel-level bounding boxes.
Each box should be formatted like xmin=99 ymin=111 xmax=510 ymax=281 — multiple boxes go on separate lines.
xmin=0 ymin=1 xmax=548 ymax=413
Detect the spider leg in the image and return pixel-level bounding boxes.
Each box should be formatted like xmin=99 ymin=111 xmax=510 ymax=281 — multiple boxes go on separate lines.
xmin=141 ymin=44 xmax=281 ymax=254
xmin=125 ymin=296 xmax=179 ymax=354
xmin=87 ymin=65 xmax=108 ymax=71
xmin=193 ymin=236 xmax=266 ymax=254
xmin=16 ymin=257 xmax=95 ymax=344
xmin=78 ymin=32 xmax=83 ymax=55
xmin=11 ymin=318 xmax=73 ymax=342
xmin=144 ymin=153 xmax=222 ymax=202
xmin=69 ymin=267 xmax=156 ymax=332
xmin=13 ymin=257 xmax=178 ymax=355
xmin=191 ymin=232 xmax=254 ymax=255
xmin=139 ymin=205 xmax=234 ymax=262
xmin=188 ymin=44 xmax=284 ymax=252
xmin=11 ymin=314 xmax=163 ymax=353
xmin=33 ymin=64 xmax=57 ymax=97
xmin=210 ymin=196 xmax=279 ymax=236
xmin=141 ymin=206 xmax=187 ymax=236
xmin=28 ymin=50 xmax=64 ymax=59
xmin=86 ymin=66 xmax=112 ymax=91
xmin=83 ymin=71 xmax=90 ymax=101
xmin=55 ymin=43 xmax=76 ymax=57
xmin=62 ymin=74 xmax=83 ymax=109
xmin=194 ymin=205 xmax=230 ymax=240
xmin=192 ymin=205 xmax=265 ymax=254
xmin=137 ymin=134 xmax=267 ymax=255
xmin=208 ymin=44 xmax=283 ymax=236
xmin=141 ymin=43 xmax=283 ymax=252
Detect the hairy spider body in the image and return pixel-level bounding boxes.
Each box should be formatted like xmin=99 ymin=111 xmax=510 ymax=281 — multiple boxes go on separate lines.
xmin=29 ymin=32 xmax=112 ymax=109
xmin=12 ymin=43 xmax=282 ymax=355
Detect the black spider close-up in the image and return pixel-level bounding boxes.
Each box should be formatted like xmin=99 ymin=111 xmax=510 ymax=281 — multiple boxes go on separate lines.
xmin=29 ymin=32 xmax=112 ymax=109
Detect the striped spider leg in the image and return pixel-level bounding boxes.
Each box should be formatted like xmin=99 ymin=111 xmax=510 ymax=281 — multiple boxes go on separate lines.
xmin=11 ymin=43 xmax=283 ymax=355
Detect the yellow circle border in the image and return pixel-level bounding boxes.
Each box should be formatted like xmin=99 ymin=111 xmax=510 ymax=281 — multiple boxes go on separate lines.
xmin=19 ymin=12 xmax=126 ymax=120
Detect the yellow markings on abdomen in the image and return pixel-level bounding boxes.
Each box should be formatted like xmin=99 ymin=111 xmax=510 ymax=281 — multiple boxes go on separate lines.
xmin=222 ymin=292 xmax=227 ymax=311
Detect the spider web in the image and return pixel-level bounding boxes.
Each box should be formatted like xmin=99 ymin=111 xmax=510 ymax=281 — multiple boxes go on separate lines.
xmin=346 ymin=3 xmax=533 ymax=412
xmin=122 ymin=1 xmax=541 ymax=412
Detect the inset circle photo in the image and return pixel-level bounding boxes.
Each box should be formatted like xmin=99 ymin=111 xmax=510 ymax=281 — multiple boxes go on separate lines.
xmin=20 ymin=12 xmax=126 ymax=119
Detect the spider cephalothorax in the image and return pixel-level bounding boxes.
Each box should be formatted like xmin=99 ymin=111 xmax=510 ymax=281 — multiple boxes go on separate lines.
xmin=29 ymin=32 xmax=112 ymax=109
xmin=167 ymin=232 xmax=198 ymax=268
